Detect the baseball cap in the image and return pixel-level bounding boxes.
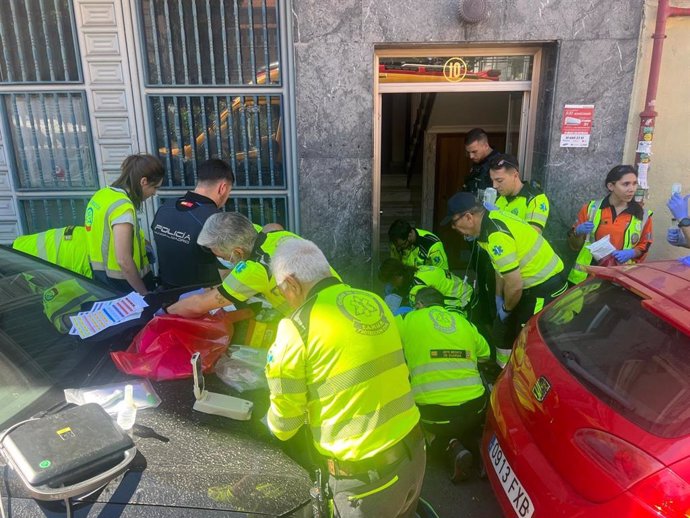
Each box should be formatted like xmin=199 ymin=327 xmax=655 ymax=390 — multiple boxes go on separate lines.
xmin=441 ymin=192 xmax=478 ymax=225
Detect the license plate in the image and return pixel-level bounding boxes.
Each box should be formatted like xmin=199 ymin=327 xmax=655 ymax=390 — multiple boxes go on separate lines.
xmin=488 ymin=436 xmax=534 ymax=518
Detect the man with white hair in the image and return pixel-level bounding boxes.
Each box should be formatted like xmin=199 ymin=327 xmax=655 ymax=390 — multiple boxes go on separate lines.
xmin=167 ymin=212 xmax=305 ymax=317
xmin=266 ymin=238 xmax=426 ymax=518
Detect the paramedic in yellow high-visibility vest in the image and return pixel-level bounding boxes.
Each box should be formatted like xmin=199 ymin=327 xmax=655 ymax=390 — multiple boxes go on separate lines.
xmin=85 ymin=154 xmax=164 ymax=294
xmin=167 ymin=212 xmax=340 ymax=318
xmin=266 ymin=237 xmax=425 ymax=518
xmin=443 ymin=192 xmax=568 ymax=369
xmin=489 ymin=153 xmax=550 ymax=233
xmin=388 ymin=219 xmax=448 ymax=269
xmin=13 ymin=226 xmax=92 ymax=278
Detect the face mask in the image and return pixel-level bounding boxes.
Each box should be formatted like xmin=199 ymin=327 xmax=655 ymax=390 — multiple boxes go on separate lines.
xmin=217 ymin=257 xmax=234 ymax=270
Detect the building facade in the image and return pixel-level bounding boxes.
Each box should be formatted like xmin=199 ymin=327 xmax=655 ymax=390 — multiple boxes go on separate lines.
xmin=1 ymin=0 xmax=667 ymax=285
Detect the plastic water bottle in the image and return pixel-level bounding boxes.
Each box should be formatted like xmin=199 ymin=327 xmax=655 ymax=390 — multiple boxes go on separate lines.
xmin=116 ymin=384 xmax=137 ymax=432
xmin=483 ymin=187 xmax=498 ymax=205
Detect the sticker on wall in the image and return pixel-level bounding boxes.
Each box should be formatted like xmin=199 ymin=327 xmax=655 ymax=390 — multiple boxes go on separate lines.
xmin=637 ymin=162 xmax=649 ymax=189
xmin=636 ymin=140 xmax=652 ymax=154
xmin=559 ymin=104 xmax=594 ymax=148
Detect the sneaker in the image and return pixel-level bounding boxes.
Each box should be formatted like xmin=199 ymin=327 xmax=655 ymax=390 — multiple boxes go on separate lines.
xmin=448 ymin=440 xmax=473 ymax=483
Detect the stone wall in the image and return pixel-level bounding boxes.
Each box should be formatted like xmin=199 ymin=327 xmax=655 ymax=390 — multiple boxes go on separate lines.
xmin=292 ymin=0 xmax=644 ymax=282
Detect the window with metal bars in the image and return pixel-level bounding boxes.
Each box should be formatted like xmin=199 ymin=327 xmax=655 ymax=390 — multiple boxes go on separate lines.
xmin=0 ymin=0 xmax=81 ymax=84
xmin=140 ymin=0 xmax=288 ymax=227
xmin=140 ymin=0 xmax=280 ymax=87
xmin=150 ymin=94 xmax=283 ymax=188
xmin=3 ymin=92 xmax=98 ymax=190
xmin=18 ymin=197 xmax=90 ymax=234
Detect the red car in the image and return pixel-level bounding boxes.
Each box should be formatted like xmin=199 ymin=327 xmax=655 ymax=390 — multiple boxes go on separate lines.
xmin=482 ymin=261 xmax=690 ymax=518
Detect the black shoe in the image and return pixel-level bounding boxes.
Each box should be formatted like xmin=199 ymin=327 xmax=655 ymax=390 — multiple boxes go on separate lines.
xmin=448 ymin=440 xmax=473 ymax=483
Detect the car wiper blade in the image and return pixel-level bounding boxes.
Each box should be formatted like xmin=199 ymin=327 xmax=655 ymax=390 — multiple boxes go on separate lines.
xmin=561 ymin=351 xmax=636 ymax=411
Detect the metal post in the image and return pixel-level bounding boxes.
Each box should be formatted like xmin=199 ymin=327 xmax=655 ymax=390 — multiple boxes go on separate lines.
xmin=634 ymin=0 xmax=690 ymax=202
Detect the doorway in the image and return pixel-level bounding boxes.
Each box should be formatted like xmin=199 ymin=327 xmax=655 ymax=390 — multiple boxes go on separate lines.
xmin=378 ymin=90 xmax=529 ymax=269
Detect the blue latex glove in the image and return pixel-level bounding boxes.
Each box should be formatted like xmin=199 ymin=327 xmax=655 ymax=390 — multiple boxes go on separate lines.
xmin=179 ymin=287 xmax=206 ymax=301
xmin=679 ymin=256 xmax=690 ymax=267
xmin=667 ymin=193 xmax=690 ymax=220
xmin=574 ymin=221 xmax=595 ymax=236
xmin=612 ymin=249 xmax=636 ymax=264
xmin=667 ymin=227 xmax=688 ymax=247
xmin=497 ymin=304 xmax=511 ymax=322
xmin=495 ymin=295 xmax=504 ymax=315
xmin=483 ymin=201 xmax=498 ymax=211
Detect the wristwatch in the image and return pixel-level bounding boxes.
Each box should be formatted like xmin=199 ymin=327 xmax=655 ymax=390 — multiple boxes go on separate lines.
xmin=679 ymin=218 xmax=690 ymax=228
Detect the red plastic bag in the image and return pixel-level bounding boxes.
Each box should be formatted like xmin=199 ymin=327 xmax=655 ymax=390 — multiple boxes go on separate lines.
xmin=111 ymin=309 xmax=252 ymax=381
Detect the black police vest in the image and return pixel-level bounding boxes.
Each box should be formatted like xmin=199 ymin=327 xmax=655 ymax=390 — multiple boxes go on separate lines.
xmin=152 ymin=195 xmax=220 ymax=288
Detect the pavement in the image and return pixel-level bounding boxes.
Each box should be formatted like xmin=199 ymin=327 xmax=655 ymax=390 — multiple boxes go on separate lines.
xmin=420 ymin=455 xmax=503 ymax=518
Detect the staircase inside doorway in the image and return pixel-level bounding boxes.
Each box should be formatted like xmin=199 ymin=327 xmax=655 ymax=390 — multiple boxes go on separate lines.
xmin=379 ymin=173 xmax=423 ymax=264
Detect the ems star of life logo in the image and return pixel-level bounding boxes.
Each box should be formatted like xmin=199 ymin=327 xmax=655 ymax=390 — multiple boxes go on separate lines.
xmin=429 ymin=308 xmax=456 ymax=334
xmin=336 ymin=291 xmax=389 ymax=336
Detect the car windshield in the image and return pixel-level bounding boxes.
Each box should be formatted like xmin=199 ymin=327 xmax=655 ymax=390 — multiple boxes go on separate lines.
xmin=539 ymin=279 xmax=690 ymax=438
xmin=0 ymin=246 xmax=117 ymax=427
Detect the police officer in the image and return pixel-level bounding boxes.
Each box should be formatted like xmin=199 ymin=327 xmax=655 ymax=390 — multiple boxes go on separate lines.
xmin=388 ymin=219 xmax=448 ymax=269
xmin=152 ymin=159 xmax=234 ymax=288
xmin=13 ymin=225 xmax=91 ymax=278
xmin=443 ymin=192 xmax=567 ymax=368
xmin=489 ymin=153 xmax=550 ymax=233
xmin=378 ymin=258 xmax=473 ymax=310
xmin=266 ymin=238 xmax=425 ymax=518
xmin=167 ymin=212 xmax=336 ymax=317
xmin=463 ymin=128 xmax=501 ymax=194
xmin=396 ymin=287 xmax=490 ymax=483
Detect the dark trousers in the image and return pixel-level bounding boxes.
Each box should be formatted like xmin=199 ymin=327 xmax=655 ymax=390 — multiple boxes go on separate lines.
xmin=470 ymin=248 xmax=496 ymax=342
xmin=92 ymin=270 xmax=156 ymax=294
xmin=493 ymin=273 xmax=568 ymax=352
xmin=419 ymin=392 xmax=488 ymax=462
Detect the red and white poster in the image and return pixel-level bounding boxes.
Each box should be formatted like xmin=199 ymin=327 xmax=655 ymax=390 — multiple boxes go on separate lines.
xmin=560 ymin=104 xmax=594 ymax=148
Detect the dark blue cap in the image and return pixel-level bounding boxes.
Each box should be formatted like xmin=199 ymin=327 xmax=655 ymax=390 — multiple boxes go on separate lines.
xmin=441 ymin=192 xmax=478 ymax=225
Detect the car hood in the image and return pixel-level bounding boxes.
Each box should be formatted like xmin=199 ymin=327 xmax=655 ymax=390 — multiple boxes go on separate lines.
xmin=3 ymin=380 xmax=312 ymax=517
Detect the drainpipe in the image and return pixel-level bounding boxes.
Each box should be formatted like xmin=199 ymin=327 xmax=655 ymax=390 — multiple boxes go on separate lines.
xmin=635 ymin=0 xmax=690 ymax=202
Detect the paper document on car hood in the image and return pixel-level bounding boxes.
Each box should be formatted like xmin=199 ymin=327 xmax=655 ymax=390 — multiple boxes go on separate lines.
xmin=69 ymin=292 xmax=148 ymax=338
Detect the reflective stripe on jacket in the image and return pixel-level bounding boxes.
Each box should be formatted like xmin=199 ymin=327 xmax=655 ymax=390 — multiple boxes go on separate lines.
xmin=265 ymin=278 xmax=419 ymax=461
xmin=568 ymin=199 xmax=651 ymax=285
xmin=13 ymin=226 xmax=92 ymax=278
xmin=396 ymin=306 xmax=489 ymax=406
xmin=408 ymin=265 xmax=473 ymax=309
xmin=84 ymin=187 xmax=149 ymax=279
xmin=479 ymin=210 xmax=564 ymax=289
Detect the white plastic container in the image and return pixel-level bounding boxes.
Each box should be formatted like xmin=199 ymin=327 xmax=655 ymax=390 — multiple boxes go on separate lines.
xmin=483 ymin=187 xmax=498 ymax=205
xmin=116 ymin=384 xmax=137 ymax=432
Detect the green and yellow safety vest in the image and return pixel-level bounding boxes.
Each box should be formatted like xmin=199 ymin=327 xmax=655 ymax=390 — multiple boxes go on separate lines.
xmin=265 ymin=278 xmax=420 ymax=461
xmin=220 ymin=231 xmax=340 ymax=316
xmin=495 ymin=183 xmax=550 ymax=230
xmin=408 ymin=265 xmax=473 ymax=309
xmin=84 ymin=187 xmax=149 ymax=280
xmin=43 ymin=279 xmax=98 ymax=333
xmin=567 ymin=199 xmax=651 ymax=285
xmin=479 ymin=210 xmax=563 ymax=289
xmin=13 ymin=226 xmax=92 ymax=278
xmin=396 ymin=306 xmax=489 ymax=407
xmin=390 ymin=228 xmax=448 ymax=270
